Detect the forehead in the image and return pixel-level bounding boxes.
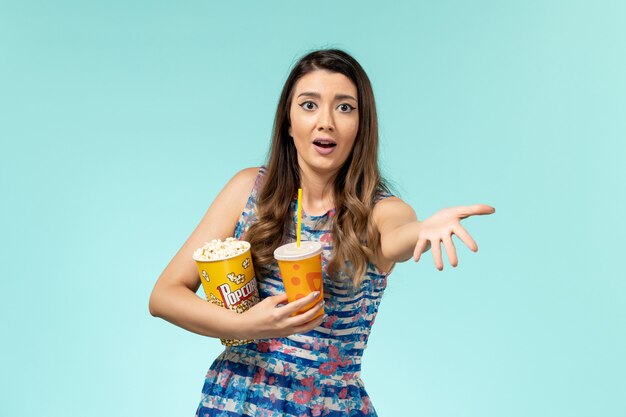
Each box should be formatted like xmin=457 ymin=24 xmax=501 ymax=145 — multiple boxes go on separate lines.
xmin=293 ymin=70 xmax=357 ymax=97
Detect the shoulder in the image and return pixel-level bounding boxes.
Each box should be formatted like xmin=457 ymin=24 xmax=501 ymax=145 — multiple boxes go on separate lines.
xmin=180 ymin=167 xmax=263 ymax=246
xmin=216 ymin=167 xmax=261 ymax=208
xmin=222 ymin=166 xmax=263 ymax=196
xmin=228 ymin=167 xmax=261 ymax=190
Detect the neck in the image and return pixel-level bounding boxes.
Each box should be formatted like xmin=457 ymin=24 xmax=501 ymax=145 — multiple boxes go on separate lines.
xmin=298 ymin=165 xmax=337 ymax=216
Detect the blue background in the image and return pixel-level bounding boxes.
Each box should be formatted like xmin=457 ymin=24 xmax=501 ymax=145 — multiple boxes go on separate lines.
xmin=1 ymin=1 xmax=625 ymax=416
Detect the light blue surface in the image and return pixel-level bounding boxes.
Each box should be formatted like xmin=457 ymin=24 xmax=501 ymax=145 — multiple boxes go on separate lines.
xmin=1 ymin=1 xmax=625 ymax=416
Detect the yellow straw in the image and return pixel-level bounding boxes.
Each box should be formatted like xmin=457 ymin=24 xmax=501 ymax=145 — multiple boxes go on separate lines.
xmin=296 ymin=188 xmax=303 ymax=247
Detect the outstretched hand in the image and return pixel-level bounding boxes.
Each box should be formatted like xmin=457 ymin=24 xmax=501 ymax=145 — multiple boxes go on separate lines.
xmin=413 ymin=204 xmax=495 ymax=271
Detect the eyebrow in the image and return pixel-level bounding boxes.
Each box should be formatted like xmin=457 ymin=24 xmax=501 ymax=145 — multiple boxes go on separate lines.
xmin=297 ymin=92 xmax=357 ymax=101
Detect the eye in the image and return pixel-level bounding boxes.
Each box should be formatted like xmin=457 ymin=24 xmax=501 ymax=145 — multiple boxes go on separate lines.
xmin=337 ymin=103 xmax=356 ymax=112
xmin=299 ymin=101 xmax=317 ymax=111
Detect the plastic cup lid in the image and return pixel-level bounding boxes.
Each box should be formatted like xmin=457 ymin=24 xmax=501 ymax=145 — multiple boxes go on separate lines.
xmin=273 ymin=241 xmax=322 ymax=261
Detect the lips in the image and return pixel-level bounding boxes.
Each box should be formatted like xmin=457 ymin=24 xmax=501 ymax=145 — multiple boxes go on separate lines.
xmin=313 ymin=138 xmax=337 ymax=148
xmin=312 ymin=138 xmax=337 ymax=156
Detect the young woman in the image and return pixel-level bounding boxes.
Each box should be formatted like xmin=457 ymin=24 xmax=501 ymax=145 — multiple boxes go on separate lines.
xmin=149 ymin=49 xmax=495 ymax=416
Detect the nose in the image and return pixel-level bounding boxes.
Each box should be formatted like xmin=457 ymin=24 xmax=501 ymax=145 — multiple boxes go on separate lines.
xmin=316 ymin=106 xmax=335 ymax=131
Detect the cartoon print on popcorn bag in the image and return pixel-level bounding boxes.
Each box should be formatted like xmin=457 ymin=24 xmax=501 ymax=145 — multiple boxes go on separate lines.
xmin=227 ymin=272 xmax=246 ymax=285
xmin=201 ymin=270 xmax=210 ymax=283
xmin=242 ymin=257 xmax=250 ymax=269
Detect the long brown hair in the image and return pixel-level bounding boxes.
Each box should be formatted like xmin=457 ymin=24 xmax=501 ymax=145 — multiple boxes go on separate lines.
xmin=246 ymin=49 xmax=389 ymax=287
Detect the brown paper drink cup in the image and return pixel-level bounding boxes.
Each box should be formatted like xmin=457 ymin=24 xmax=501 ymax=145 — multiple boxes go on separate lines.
xmin=193 ymin=239 xmax=260 ymax=346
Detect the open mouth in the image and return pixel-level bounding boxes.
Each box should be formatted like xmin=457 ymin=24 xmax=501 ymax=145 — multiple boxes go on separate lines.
xmin=313 ymin=139 xmax=337 ymax=149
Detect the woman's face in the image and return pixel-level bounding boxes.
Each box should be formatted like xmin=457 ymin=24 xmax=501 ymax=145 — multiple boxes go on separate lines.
xmin=288 ymin=70 xmax=359 ymax=176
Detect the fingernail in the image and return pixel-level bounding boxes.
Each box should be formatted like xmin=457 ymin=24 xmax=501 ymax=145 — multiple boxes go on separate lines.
xmin=318 ymin=300 xmax=325 ymax=307
xmin=312 ymin=291 xmax=320 ymax=298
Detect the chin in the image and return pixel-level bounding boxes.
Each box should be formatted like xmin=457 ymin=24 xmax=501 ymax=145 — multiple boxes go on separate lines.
xmin=298 ymin=151 xmax=350 ymax=176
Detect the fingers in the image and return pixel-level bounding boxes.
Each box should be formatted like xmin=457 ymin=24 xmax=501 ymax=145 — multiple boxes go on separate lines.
xmin=287 ymin=299 xmax=325 ymax=327
xmin=413 ymin=238 xmax=429 ymax=262
xmin=415 ymin=232 xmax=481 ymax=271
xmin=442 ymin=234 xmax=458 ymax=267
xmin=456 ymin=204 xmax=496 ymax=218
xmin=431 ymin=239 xmax=443 ymax=271
xmin=281 ymin=291 xmax=321 ymax=316
xmin=454 ymin=224 xmax=478 ymax=252
xmin=249 ymin=292 xmax=325 ymax=339
xmin=268 ymin=293 xmax=289 ymax=306
xmin=292 ymin=313 xmax=325 ymax=334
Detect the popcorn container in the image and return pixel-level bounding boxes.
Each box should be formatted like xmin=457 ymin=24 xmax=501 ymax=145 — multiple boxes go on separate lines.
xmin=274 ymin=241 xmax=324 ymax=318
xmin=193 ymin=239 xmax=260 ymax=346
